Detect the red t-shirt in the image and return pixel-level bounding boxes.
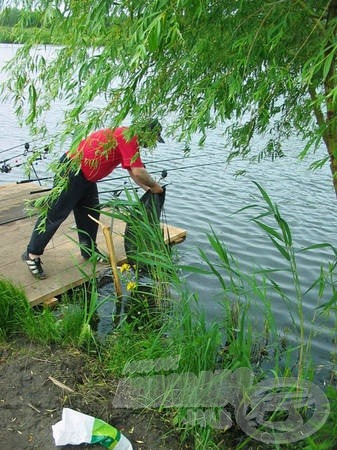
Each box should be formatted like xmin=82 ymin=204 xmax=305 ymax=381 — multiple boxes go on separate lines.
xmin=72 ymin=127 xmax=144 ymax=182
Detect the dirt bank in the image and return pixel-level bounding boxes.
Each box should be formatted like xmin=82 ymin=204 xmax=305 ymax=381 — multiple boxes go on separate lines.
xmin=0 ymin=339 xmax=190 ymax=450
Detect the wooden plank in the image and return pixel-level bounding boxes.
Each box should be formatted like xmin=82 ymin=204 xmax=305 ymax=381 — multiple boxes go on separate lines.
xmin=0 ymin=182 xmax=44 ymax=224
xmin=0 ymin=183 xmax=187 ymax=306
xmin=43 ymin=297 xmax=58 ymax=308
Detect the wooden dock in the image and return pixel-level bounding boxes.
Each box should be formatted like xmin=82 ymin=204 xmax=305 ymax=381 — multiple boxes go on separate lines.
xmin=0 ymin=182 xmax=186 ymax=306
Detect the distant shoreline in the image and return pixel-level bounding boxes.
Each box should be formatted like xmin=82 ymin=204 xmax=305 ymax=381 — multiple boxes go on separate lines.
xmin=0 ymin=26 xmax=58 ymax=45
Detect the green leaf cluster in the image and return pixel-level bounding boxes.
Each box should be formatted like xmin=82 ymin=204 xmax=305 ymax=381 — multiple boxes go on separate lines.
xmin=0 ymin=6 xmax=43 ymax=28
xmin=2 ymin=1 xmax=337 ymax=188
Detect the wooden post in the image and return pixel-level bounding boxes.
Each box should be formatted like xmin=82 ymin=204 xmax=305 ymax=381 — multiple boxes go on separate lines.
xmin=88 ymin=214 xmax=122 ymax=298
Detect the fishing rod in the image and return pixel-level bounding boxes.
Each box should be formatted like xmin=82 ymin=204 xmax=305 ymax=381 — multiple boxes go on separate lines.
xmin=143 ymin=154 xmax=202 ymax=166
xmin=17 ymin=176 xmax=53 ymax=184
xmin=2 ymin=144 xmax=50 ymax=163
xmin=13 ymin=153 xmax=215 ymax=184
xmin=17 ymin=159 xmax=223 ymax=187
xmin=29 ymin=182 xmax=171 ymax=198
xmin=29 ymin=169 xmax=169 ymax=196
xmin=99 ymin=171 xmax=169 ymax=196
xmin=0 ymin=161 xmax=23 ymax=173
xmin=0 ymin=137 xmax=43 ymax=155
xmin=29 ymin=184 xmax=140 ymax=196
xmin=101 ymin=160 xmax=223 ymax=183
xmin=0 ymin=143 xmax=50 ymax=175
xmin=26 ymin=161 xmax=222 ymax=197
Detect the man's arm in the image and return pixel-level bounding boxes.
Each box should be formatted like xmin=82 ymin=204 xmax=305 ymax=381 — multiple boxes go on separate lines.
xmin=128 ymin=167 xmax=163 ymax=193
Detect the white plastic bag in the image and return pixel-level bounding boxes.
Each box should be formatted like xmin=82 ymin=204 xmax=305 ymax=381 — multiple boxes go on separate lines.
xmin=52 ymin=408 xmax=132 ymax=449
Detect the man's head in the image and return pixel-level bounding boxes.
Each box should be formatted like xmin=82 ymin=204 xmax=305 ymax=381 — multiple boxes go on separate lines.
xmin=137 ymin=118 xmax=165 ymax=148
xmin=146 ymin=118 xmax=165 ymax=143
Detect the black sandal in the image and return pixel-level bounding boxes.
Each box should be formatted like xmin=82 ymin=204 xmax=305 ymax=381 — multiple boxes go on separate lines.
xmin=22 ymin=251 xmax=47 ymax=279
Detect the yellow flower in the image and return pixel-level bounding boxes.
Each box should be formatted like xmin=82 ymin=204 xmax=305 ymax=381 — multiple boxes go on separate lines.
xmin=120 ymin=263 xmax=131 ymax=273
xmin=126 ymin=281 xmax=137 ymax=292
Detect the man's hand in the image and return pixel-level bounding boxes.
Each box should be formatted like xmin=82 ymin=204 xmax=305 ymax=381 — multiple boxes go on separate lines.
xmin=148 ymin=184 xmax=163 ymax=193
xmin=128 ymin=167 xmax=163 ymax=193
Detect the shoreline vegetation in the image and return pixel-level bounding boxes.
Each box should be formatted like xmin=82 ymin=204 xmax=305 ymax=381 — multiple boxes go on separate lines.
xmin=1 ymin=6 xmax=337 ymax=450
xmin=1 ymin=186 xmax=337 ymax=449
xmin=0 ymin=7 xmax=53 ymax=44
xmin=0 ymin=25 xmax=54 ymax=45
xmin=0 ymin=7 xmax=116 ymax=45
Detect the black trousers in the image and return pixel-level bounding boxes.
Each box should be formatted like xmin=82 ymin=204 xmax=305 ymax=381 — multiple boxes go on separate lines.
xmin=27 ymin=155 xmax=100 ymax=257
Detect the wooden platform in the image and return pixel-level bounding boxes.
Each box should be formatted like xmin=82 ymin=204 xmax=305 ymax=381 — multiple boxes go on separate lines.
xmin=0 ymin=182 xmax=187 ymax=306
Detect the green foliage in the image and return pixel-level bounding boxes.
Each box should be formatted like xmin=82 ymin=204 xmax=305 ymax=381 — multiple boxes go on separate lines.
xmin=0 ymin=26 xmax=13 ymax=42
xmin=0 ymin=278 xmax=62 ymax=343
xmin=103 ymin=322 xmax=170 ymax=377
xmin=185 ymin=182 xmax=337 ymax=382
xmin=0 ymin=7 xmax=43 ymax=27
xmin=22 ymin=306 xmax=61 ymax=344
xmin=2 ymin=0 xmax=337 ymax=174
xmin=301 ymin=386 xmax=337 ymax=450
xmin=0 ymin=276 xmax=105 ymax=347
xmin=0 ymin=25 xmax=58 ymax=44
xmin=0 ymin=278 xmax=32 ymax=339
xmin=169 ymin=294 xmax=222 ymax=373
xmin=0 ymin=7 xmax=22 ymax=27
xmin=102 ymin=188 xmax=176 ymax=282
xmin=0 ymin=26 xmax=15 ymax=44
xmin=0 ymin=7 xmax=54 ymax=44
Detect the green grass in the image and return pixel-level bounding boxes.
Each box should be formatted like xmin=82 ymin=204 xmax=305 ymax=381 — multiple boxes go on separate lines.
xmin=0 ymin=278 xmax=32 ymax=340
xmin=1 ymin=184 xmax=337 ymax=449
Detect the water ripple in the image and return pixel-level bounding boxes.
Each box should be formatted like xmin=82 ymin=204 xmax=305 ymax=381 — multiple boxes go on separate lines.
xmin=1 ymin=44 xmax=337 ymax=368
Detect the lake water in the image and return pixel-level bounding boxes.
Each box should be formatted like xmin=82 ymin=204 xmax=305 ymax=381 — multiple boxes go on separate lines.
xmin=1 ymin=44 xmax=337 ymax=382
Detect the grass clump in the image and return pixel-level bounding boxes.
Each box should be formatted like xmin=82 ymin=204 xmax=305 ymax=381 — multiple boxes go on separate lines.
xmin=0 ymin=278 xmax=33 ymax=339
xmin=0 ymin=277 xmax=110 ymax=349
xmin=0 ymin=278 xmax=64 ymax=344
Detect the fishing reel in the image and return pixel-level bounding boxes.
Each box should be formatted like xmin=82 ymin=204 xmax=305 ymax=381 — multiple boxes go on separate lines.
xmin=23 ymin=142 xmax=49 ymax=160
xmin=23 ymin=142 xmax=30 ymax=156
xmin=157 ymin=168 xmax=168 ymax=185
xmin=0 ymin=140 xmax=52 ymax=180
xmin=0 ymin=162 xmax=12 ymax=173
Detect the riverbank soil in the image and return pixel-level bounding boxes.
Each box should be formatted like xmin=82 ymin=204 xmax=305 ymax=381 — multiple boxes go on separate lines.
xmin=0 ymin=339 xmax=190 ymax=450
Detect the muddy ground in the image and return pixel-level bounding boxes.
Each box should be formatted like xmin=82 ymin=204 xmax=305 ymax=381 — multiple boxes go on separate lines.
xmin=0 ymin=339 xmax=192 ymax=450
